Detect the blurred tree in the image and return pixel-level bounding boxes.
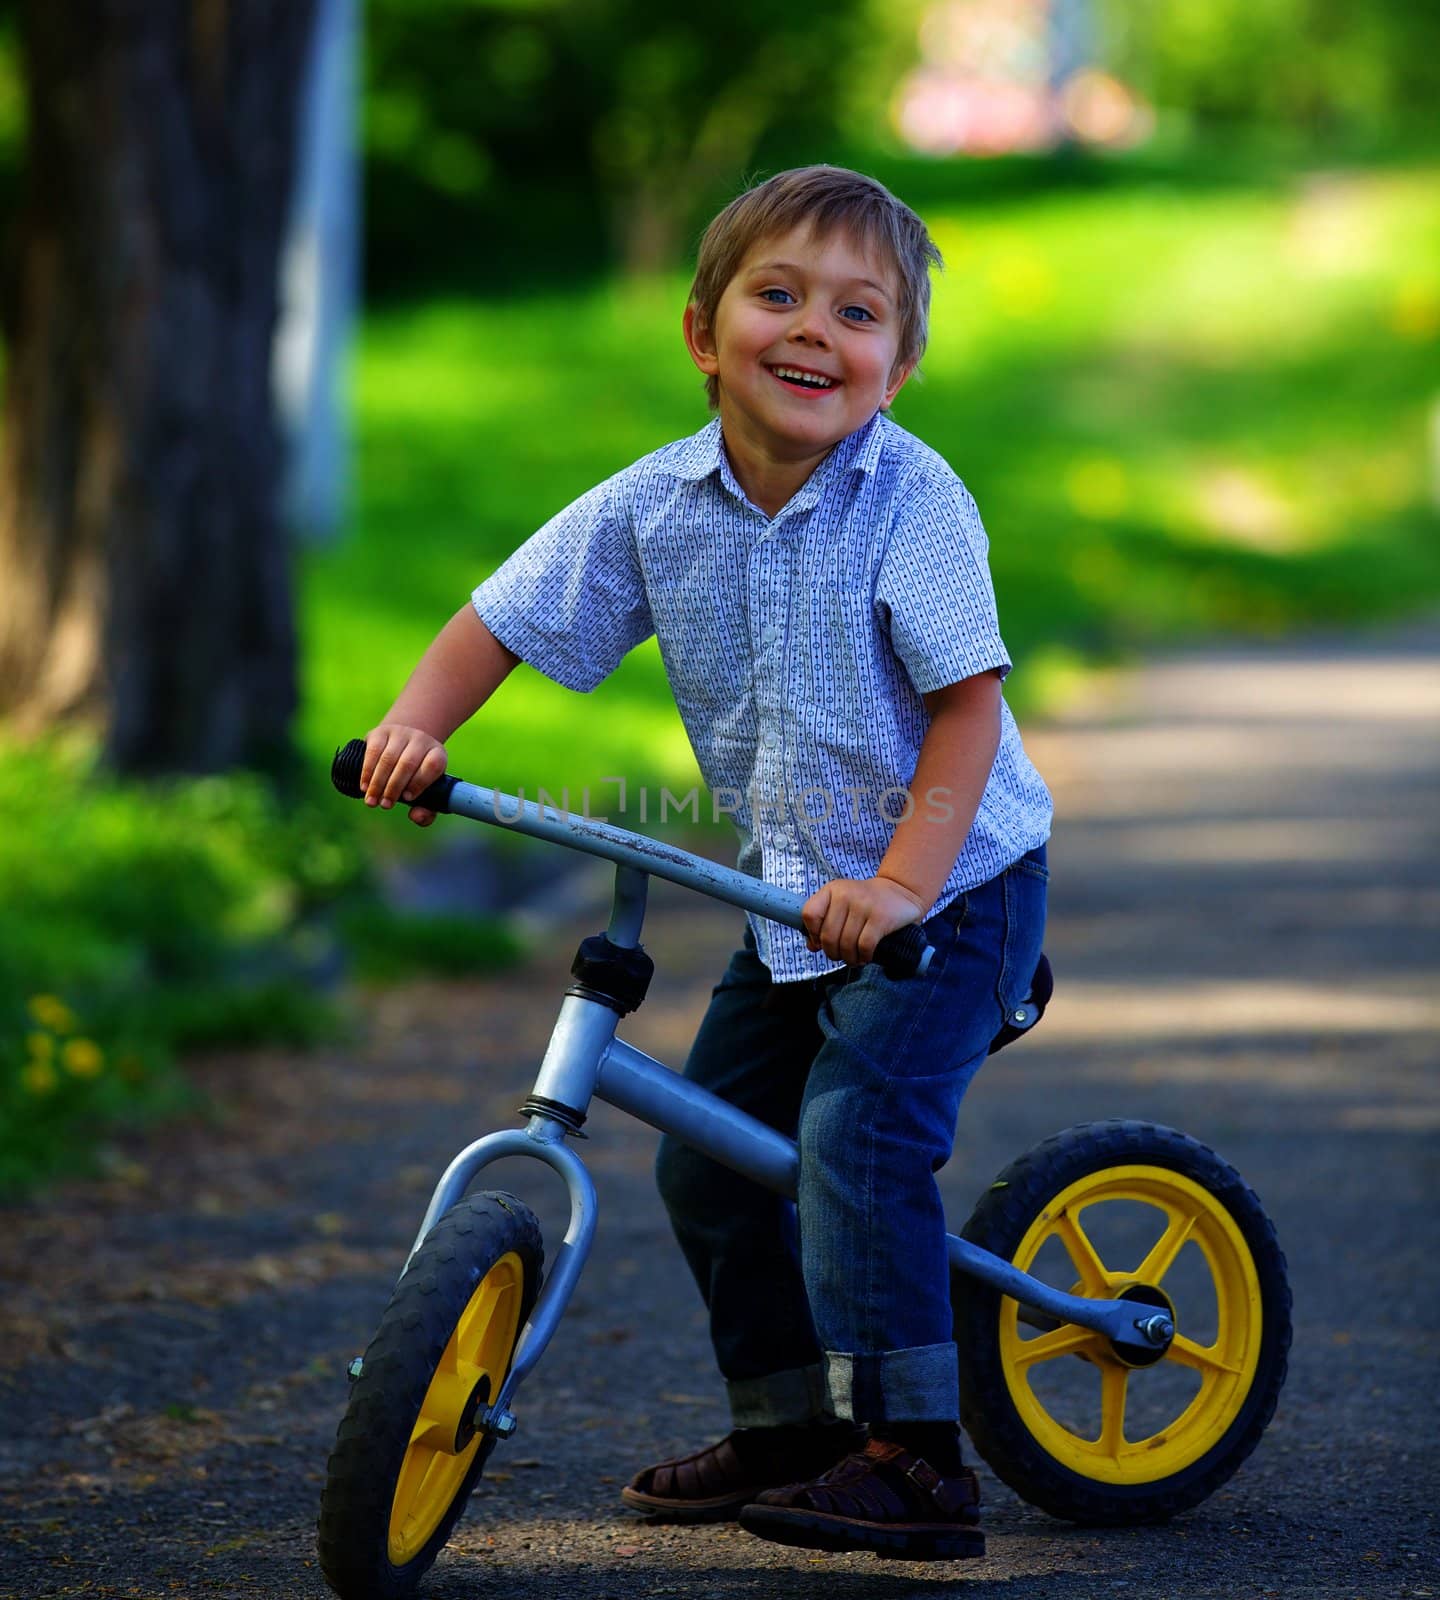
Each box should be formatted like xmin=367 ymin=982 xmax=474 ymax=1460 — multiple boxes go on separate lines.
xmin=573 ymin=0 xmax=868 ymax=273
xmin=1100 ymin=0 xmax=1440 ymax=144
xmin=0 ymin=0 xmax=316 ymax=773
xmin=362 ymin=0 xmax=869 ymax=290
xmin=357 ymin=0 xmax=1440 ymax=297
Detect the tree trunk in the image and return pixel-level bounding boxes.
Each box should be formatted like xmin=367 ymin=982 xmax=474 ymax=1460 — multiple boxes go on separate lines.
xmin=0 ymin=0 xmax=317 ymax=773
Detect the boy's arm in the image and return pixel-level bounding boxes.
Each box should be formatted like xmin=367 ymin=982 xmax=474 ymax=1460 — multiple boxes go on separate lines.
xmin=802 ymin=670 xmax=1003 ymax=964
xmin=362 ymin=605 xmax=520 ymax=825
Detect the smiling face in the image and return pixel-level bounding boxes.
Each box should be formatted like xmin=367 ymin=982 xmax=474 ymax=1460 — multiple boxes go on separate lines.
xmin=683 ymin=222 xmax=913 ymax=482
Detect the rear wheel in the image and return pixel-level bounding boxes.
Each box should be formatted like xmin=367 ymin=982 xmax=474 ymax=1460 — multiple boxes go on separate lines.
xmin=318 ymin=1192 xmax=544 ymax=1598
xmin=954 ymin=1121 xmax=1290 ymax=1524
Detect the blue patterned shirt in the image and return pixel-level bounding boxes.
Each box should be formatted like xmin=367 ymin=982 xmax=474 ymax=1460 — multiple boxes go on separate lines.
xmin=472 ymin=411 xmax=1052 ymax=981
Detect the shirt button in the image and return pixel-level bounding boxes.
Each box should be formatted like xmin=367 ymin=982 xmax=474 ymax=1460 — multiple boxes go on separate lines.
xmin=762 ymin=730 xmax=778 ymax=749
xmin=762 ymin=625 xmax=780 ymax=645
xmin=772 ymin=831 xmax=789 ymax=850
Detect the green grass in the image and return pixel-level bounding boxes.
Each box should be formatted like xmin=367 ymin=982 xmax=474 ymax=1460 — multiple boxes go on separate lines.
xmin=307 ymin=160 xmax=1440 ymax=806
xmin=0 ymin=735 xmax=525 ymax=1193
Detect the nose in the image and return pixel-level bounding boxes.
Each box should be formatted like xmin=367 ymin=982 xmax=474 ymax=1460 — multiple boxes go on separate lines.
xmin=787 ymin=305 xmax=830 ymax=348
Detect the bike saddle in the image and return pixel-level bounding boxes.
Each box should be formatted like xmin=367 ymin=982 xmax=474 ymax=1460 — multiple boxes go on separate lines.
xmin=987 ymin=953 xmax=1053 ymax=1056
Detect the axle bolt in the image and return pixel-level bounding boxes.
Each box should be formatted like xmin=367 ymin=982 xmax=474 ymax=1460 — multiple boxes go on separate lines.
xmin=1136 ymin=1313 xmax=1174 ymax=1346
xmin=485 ymin=1408 xmax=518 ymax=1438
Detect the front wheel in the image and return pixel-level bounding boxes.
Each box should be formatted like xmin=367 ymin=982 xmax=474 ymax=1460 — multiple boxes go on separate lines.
xmin=318 ymin=1192 xmax=544 ymax=1599
xmin=954 ymin=1121 xmax=1290 ymax=1525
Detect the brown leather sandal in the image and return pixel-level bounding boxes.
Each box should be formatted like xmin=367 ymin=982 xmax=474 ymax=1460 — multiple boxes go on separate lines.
xmin=621 ymin=1424 xmax=862 ymax=1523
xmin=738 ymin=1438 xmax=985 ymax=1560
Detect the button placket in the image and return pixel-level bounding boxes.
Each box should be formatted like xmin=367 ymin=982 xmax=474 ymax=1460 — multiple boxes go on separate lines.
xmin=751 ymin=532 xmax=795 ymax=862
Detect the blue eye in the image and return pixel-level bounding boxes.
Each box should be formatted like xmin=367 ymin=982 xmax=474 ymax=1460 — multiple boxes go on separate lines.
xmin=840 ymin=305 xmax=876 ymax=323
xmin=760 ymin=288 xmax=794 ymax=304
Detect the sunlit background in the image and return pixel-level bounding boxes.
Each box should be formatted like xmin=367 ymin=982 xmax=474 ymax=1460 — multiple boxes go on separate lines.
xmin=316 ymin=0 xmax=1440 ymax=799
xmin=1 ymin=0 xmax=1437 ymax=1187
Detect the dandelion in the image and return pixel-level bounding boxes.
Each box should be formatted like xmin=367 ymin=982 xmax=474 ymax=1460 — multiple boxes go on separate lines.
xmin=28 ymin=994 xmax=77 ymax=1034
xmin=21 ymin=1059 xmax=58 ymax=1096
xmin=61 ymin=1038 xmax=104 ymax=1079
xmin=26 ymin=1031 xmax=55 ymax=1061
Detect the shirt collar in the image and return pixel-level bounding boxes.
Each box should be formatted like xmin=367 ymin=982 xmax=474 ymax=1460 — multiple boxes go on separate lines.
xmin=663 ymin=411 xmax=887 ymax=493
xmin=665 ymin=418 xmax=726 ymax=481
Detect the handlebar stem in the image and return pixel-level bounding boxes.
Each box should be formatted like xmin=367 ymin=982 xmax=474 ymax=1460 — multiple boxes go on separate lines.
xmin=606 ymin=866 xmax=649 ymax=949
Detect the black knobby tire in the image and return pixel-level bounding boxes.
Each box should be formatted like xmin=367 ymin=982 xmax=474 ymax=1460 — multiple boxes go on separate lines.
xmin=954 ymin=1120 xmax=1291 ymax=1525
xmin=317 ymin=1192 xmax=544 ymax=1599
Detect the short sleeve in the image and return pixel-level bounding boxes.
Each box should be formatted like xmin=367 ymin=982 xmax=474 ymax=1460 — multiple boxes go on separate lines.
xmin=875 ymin=478 xmax=1012 ymax=694
xmin=471 ymin=469 xmax=654 ymax=692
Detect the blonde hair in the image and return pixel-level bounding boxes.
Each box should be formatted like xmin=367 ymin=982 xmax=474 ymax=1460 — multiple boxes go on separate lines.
xmin=688 ymin=165 xmax=943 ymax=410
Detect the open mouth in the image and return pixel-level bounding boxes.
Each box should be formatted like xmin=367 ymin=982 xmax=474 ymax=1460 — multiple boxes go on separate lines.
xmin=768 ymin=364 xmax=838 ymax=394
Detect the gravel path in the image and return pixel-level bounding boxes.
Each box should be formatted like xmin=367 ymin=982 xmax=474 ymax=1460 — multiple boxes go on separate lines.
xmin=2 ymin=625 xmax=1437 ymax=1600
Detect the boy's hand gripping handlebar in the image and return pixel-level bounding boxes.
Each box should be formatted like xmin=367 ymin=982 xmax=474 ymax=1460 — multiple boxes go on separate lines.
xmin=332 ymin=739 xmax=934 ymax=980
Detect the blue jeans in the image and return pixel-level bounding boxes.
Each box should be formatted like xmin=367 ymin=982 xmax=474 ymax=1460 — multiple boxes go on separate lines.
xmin=655 ymin=845 xmax=1049 ymax=1427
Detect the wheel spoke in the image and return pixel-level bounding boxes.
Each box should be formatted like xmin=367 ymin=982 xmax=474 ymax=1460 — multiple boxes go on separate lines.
xmin=1166 ymin=1332 xmax=1244 ymax=1377
xmin=1012 ymin=1321 xmax=1103 ymax=1369
xmin=1053 ymin=1207 xmax=1110 ymax=1291
xmin=1134 ymin=1208 xmax=1198 ymax=1287
xmin=390 ymin=1440 xmax=436 ymax=1545
xmin=1098 ymin=1363 xmax=1129 ymax=1457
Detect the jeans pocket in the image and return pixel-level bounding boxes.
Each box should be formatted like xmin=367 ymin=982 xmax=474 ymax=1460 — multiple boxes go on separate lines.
xmin=997 ymin=854 xmax=1049 ymax=1017
xmin=929 ymin=890 xmax=971 ymax=933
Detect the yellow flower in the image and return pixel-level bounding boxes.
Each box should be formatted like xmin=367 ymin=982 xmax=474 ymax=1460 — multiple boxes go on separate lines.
xmin=28 ymin=995 xmax=77 ymax=1034
xmin=61 ymin=1038 xmax=105 ymax=1079
xmin=21 ymin=1060 xmax=57 ymax=1096
xmin=26 ymin=1031 xmax=55 ymax=1061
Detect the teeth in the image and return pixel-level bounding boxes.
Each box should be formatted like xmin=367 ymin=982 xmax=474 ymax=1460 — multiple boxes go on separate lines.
xmin=773 ymin=366 xmax=835 ymax=388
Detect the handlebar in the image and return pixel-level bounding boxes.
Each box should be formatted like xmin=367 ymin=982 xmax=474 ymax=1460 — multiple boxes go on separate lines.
xmin=332 ymin=740 xmax=934 ymax=980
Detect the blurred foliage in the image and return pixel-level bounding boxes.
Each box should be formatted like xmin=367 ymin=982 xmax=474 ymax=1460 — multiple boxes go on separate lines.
xmin=0 ymin=740 xmax=353 ymax=1192
xmin=339 ymin=904 xmax=525 ymax=982
xmin=0 ymin=736 xmax=521 ymax=1193
xmin=1100 ymin=0 xmax=1440 ymax=146
xmin=359 ymin=0 xmax=1440 ymax=293
xmin=363 ymin=0 xmax=867 ymax=292
xmin=0 ymin=4 xmax=1436 ymax=291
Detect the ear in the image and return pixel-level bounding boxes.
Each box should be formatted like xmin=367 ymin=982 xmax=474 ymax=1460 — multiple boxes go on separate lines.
xmin=683 ymin=303 xmax=720 ymax=379
xmin=880 ymin=360 xmax=916 ymax=412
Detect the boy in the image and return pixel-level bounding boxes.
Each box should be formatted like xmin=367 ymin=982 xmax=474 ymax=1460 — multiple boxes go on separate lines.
xmin=360 ymin=165 xmax=1051 ymax=1561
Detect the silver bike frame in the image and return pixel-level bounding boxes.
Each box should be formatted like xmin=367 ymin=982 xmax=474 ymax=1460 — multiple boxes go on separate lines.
xmin=396 ymin=778 xmax=1172 ymax=1433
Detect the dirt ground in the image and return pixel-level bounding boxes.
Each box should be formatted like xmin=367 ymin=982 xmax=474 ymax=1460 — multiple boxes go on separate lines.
xmin=2 ymin=623 xmax=1437 ymax=1600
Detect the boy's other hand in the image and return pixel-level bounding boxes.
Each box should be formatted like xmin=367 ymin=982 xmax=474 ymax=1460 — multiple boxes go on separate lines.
xmin=362 ymin=725 xmax=449 ymax=827
xmin=802 ymin=876 xmax=927 ymax=967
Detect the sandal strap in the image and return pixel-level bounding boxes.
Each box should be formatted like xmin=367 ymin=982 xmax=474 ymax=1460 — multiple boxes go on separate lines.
xmin=879 ymin=1442 xmax=979 ymax=1519
xmin=764 ymin=1438 xmax=980 ymax=1522
xmin=649 ymin=1434 xmax=746 ymax=1499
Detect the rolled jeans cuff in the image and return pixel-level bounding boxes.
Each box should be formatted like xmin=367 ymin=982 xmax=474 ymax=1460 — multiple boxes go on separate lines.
xmin=824 ymin=1343 xmax=960 ymax=1423
xmin=726 ymin=1363 xmax=830 ymax=1428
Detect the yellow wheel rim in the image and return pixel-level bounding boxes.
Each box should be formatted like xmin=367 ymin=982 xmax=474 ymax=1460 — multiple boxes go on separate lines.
xmin=999 ymin=1165 xmax=1262 ymax=1484
xmin=388 ymin=1252 xmax=525 ymax=1565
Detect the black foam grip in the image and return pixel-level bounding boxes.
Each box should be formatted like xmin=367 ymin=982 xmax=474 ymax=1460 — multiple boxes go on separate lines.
xmin=331 ymin=739 xmax=367 ymax=798
xmin=330 ymin=739 xmax=458 ymax=814
xmin=873 ymin=923 xmax=934 ymax=980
